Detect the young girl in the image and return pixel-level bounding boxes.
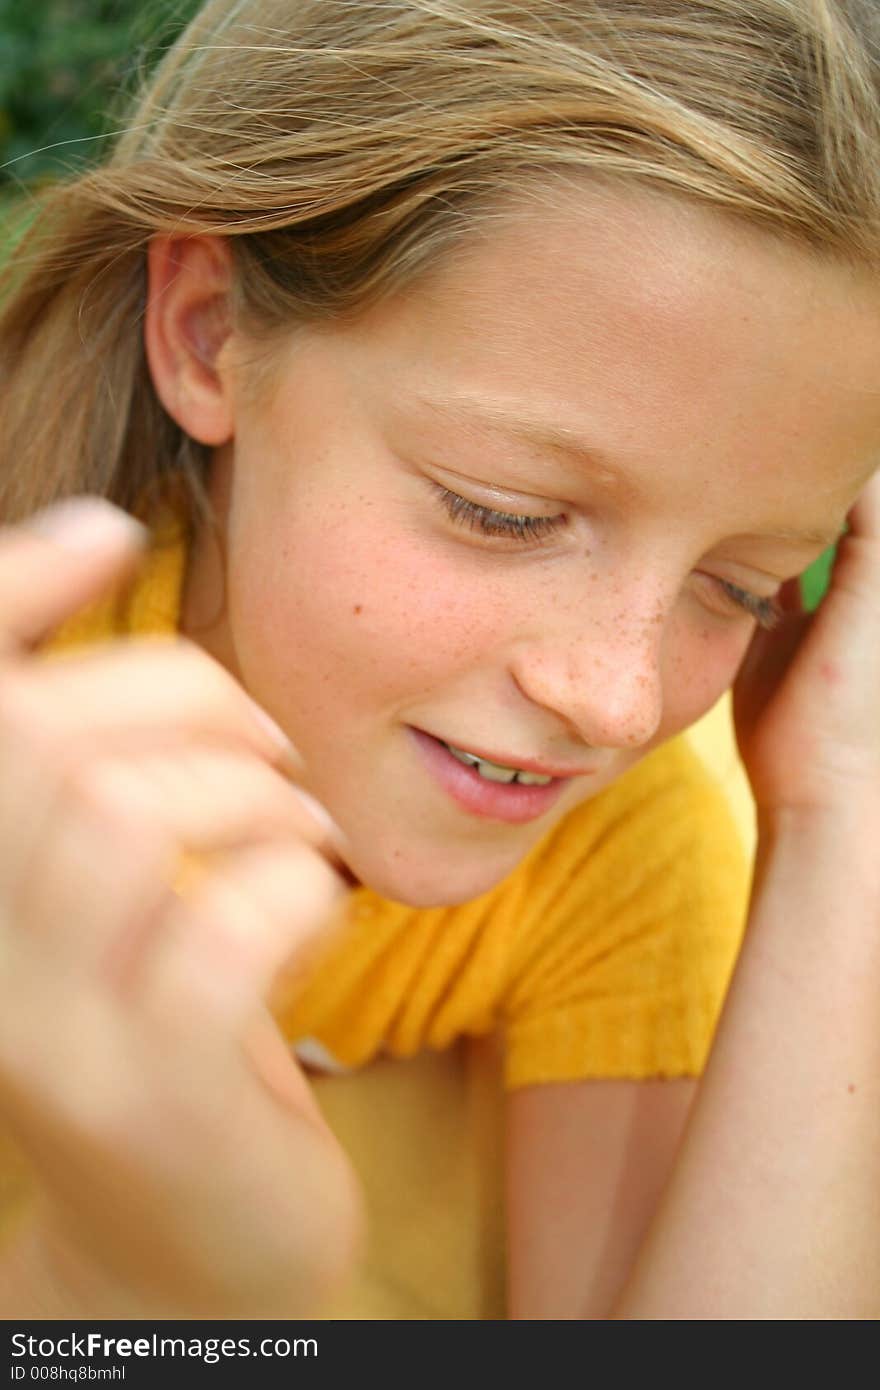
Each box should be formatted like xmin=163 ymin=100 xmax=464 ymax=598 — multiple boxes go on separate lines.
xmin=0 ymin=0 xmax=879 ymax=1319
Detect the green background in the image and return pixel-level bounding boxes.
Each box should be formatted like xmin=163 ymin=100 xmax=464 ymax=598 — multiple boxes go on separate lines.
xmin=0 ymin=0 xmax=842 ymax=605
xmin=0 ymin=0 xmax=199 ymax=189
xmin=800 ymin=542 xmax=835 ymax=611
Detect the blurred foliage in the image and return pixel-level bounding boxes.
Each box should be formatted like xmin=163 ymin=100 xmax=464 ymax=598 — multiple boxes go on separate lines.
xmin=0 ymin=0 xmax=201 ymax=188
xmin=801 ymin=542 xmax=837 ymax=611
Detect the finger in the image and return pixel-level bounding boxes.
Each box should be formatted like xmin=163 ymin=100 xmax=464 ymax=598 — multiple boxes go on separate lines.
xmin=72 ymin=747 xmax=345 ymax=865
xmin=11 ymin=747 xmax=345 ymax=979
xmin=0 ymin=690 xmax=78 ymax=904
xmin=732 ymin=608 xmax=812 ymax=735
xmin=821 ymin=471 xmax=880 ymax=612
xmin=845 ymin=469 xmax=880 ymax=537
xmin=0 ymin=499 xmax=149 ymax=654
xmin=0 ymin=654 xmax=308 ymax=941
xmin=137 ymin=840 xmax=350 ymax=1036
xmin=778 ymin=576 xmax=805 ymax=617
xmin=10 ymin=777 xmax=179 ymax=984
xmin=11 ymin=640 xmax=302 ymax=776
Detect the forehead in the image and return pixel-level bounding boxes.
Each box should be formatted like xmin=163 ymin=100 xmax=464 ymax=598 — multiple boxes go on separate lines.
xmin=342 ymin=180 xmax=880 ymax=526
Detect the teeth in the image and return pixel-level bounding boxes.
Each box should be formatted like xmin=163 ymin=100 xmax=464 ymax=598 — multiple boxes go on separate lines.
xmin=445 ymin=743 xmax=518 ymax=782
xmin=473 ymin=759 xmax=521 ymax=784
xmin=443 ymin=742 xmax=554 ymax=786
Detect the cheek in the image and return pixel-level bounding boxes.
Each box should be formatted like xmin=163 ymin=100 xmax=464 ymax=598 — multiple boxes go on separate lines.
xmin=662 ymin=617 xmax=752 ymax=735
xmin=229 ymin=503 xmax=510 ymax=702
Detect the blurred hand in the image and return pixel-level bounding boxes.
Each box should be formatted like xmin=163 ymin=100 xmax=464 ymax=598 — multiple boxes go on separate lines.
xmin=0 ymin=498 xmax=362 ymax=1317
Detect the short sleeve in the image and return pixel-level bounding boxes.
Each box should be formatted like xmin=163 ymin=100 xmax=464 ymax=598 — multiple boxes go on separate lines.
xmin=501 ymin=736 xmax=751 ymax=1088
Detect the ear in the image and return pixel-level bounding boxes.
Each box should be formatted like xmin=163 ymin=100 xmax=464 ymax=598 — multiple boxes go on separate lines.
xmin=145 ymin=235 xmax=237 ymax=445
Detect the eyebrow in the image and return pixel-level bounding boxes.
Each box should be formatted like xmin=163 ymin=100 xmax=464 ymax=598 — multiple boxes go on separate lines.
xmin=417 ymin=393 xmax=622 ymax=483
xmin=414 ymin=392 xmax=842 ymax=550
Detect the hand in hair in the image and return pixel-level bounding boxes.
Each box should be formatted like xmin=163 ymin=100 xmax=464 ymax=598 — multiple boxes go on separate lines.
xmin=0 ymin=498 xmax=362 ymax=1318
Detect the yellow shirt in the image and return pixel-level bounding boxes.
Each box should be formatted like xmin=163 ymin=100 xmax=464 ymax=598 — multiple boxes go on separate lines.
xmin=4 ymin=485 xmax=752 ymax=1317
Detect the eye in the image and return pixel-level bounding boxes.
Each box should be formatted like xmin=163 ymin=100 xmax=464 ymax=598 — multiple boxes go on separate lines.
xmin=431 ymin=483 xmax=566 ymax=543
xmin=714 ymin=579 xmax=783 ymax=630
xmin=432 ymin=483 xmax=784 ymax=627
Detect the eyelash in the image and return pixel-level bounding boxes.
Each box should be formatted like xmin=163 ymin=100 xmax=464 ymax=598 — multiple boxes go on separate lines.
xmin=431 ymin=483 xmax=563 ymax=542
xmin=431 ymin=484 xmax=784 ymax=631
xmin=720 ymin=583 xmax=783 ymax=631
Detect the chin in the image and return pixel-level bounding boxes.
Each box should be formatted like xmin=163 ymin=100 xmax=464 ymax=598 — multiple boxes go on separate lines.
xmin=347 ymin=841 xmax=520 ymax=909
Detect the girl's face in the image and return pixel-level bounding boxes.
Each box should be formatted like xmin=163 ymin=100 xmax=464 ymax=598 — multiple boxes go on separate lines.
xmin=181 ymin=186 xmax=880 ymax=905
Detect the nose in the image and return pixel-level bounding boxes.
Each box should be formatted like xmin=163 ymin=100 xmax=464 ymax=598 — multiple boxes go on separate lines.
xmin=508 ymin=605 xmax=665 ymax=751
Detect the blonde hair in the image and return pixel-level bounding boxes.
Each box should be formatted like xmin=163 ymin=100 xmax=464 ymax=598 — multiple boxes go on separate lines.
xmin=1 ymin=0 xmax=879 ymax=529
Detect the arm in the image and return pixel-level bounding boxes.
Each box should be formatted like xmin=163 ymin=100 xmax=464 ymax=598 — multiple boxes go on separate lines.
xmin=508 ymin=812 xmax=879 ymax=1321
xmin=507 ymin=1077 xmax=695 ymax=1318
xmin=612 ymin=810 xmax=880 ymax=1319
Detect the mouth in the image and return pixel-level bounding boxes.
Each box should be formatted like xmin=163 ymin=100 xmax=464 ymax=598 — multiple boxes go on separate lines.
xmin=408 ymin=727 xmax=576 ymax=825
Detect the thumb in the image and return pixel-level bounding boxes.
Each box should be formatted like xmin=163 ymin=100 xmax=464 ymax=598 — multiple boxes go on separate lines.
xmin=2 ymin=498 xmax=148 ymax=654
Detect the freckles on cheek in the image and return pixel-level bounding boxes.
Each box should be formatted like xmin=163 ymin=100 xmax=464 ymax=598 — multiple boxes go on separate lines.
xmin=665 ymin=624 xmax=751 ymax=730
xmin=253 ymin=518 xmax=506 ymax=690
xmin=361 ymin=545 xmax=513 ymax=684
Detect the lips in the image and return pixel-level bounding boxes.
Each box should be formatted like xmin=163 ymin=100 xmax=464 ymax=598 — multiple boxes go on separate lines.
xmin=408 ymin=727 xmax=573 ymax=825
